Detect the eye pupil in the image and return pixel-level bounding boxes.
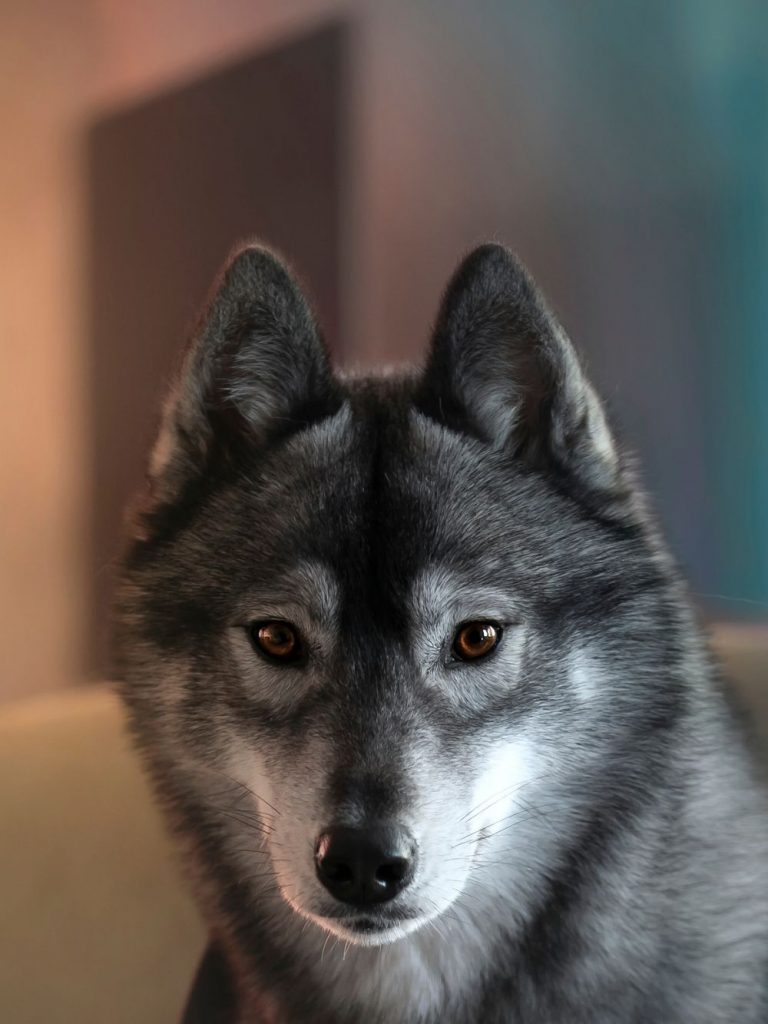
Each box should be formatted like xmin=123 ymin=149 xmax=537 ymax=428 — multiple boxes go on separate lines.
xmin=250 ymin=621 xmax=302 ymax=663
xmin=453 ymin=622 xmax=501 ymax=661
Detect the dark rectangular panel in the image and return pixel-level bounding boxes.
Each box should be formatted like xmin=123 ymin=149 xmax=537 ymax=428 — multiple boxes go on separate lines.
xmin=86 ymin=21 xmax=348 ymax=673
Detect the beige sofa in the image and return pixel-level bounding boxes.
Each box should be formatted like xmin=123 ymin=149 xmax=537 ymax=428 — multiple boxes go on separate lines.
xmin=0 ymin=687 xmax=204 ymax=1024
xmin=1 ymin=626 xmax=765 ymax=1024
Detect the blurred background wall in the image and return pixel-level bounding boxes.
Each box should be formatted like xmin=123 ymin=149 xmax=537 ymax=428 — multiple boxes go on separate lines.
xmin=1 ymin=0 xmax=766 ymax=700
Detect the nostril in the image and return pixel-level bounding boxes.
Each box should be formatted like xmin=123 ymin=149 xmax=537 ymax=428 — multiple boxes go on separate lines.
xmin=375 ymin=858 xmax=408 ymax=886
xmin=321 ymin=859 xmax=353 ymax=885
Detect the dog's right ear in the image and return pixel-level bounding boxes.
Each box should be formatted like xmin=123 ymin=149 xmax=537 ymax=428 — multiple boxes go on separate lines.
xmin=148 ymin=245 xmax=340 ymax=502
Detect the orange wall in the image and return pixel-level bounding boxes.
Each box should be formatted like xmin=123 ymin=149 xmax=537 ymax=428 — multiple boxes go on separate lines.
xmin=0 ymin=0 xmax=345 ymax=701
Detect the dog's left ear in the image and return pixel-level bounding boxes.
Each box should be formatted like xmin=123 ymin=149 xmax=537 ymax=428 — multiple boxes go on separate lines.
xmin=416 ymin=244 xmax=625 ymax=508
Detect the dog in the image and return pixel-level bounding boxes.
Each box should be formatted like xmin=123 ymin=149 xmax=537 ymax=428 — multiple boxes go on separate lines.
xmin=114 ymin=243 xmax=768 ymax=1022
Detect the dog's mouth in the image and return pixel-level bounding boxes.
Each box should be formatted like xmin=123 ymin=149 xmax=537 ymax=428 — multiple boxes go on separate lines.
xmin=341 ymin=916 xmax=402 ymax=939
xmin=318 ymin=915 xmax=422 ymax=945
xmin=345 ymin=917 xmax=388 ymax=934
xmin=310 ymin=904 xmax=433 ymax=946
xmin=334 ymin=907 xmax=420 ymax=927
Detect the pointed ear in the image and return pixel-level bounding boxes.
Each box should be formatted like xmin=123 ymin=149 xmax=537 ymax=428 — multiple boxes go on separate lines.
xmin=149 ymin=244 xmax=340 ymax=500
xmin=416 ymin=244 xmax=625 ymax=507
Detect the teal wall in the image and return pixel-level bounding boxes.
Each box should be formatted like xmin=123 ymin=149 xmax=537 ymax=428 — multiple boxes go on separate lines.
xmin=690 ymin=2 xmax=768 ymax=609
xmin=420 ymin=1 xmax=768 ymax=613
xmin=561 ymin=0 xmax=768 ymax=611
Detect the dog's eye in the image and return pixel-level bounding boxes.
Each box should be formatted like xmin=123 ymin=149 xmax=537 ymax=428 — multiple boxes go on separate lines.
xmin=452 ymin=622 xmax=502 ymax=662
xmin=249 ymin=621 xmax=303 ymax=664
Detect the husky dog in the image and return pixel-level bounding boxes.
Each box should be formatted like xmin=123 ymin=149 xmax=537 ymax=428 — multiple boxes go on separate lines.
xmin=114 ymin=243 xmax=767 ymax=1023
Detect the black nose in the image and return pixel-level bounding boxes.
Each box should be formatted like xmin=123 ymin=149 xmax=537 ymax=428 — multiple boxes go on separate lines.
xmin=314 ymin=826 xmax=415 ymax=905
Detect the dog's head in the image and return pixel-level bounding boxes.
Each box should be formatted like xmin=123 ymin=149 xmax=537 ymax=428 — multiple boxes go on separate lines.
xmin=116 ymin=245 xmax=679 ymax=947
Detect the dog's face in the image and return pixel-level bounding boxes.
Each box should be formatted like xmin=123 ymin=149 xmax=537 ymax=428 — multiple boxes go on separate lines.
xmin=116 ymin=245 xmax=673 ymax=948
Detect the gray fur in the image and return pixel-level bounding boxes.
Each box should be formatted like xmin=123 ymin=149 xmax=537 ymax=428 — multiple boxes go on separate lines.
xmin=115 ymin=242 xmax=768 ymax=1023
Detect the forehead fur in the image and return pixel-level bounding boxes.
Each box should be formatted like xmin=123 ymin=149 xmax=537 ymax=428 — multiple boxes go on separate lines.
xmin=123 ymin=374 xmax=658 ymax=659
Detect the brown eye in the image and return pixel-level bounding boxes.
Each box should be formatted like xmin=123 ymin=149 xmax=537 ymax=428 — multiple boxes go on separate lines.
xmin=249 ymin=621 xmax=303 ymax=664
xmin=452 ymin=622 xmax=502 ymax=662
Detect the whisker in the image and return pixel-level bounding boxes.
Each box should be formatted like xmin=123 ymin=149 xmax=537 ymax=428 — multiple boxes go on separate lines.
xmin=203 ymin=765 xmax=282 ymax=817
xmin=461 ymin=782 xmax=524 ymax=823
xmin=215 ymin=808 xmax=274 ymax=836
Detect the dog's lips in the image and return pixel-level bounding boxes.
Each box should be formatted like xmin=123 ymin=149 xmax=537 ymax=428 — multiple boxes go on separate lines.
xmin=313 ymin=909 xmax=428 ymax=946
xmin=324 ymin=905 xmax=422 ymax=927
xmin=310 ymin=903 xmax=429 ymax=943
xmin=344 ymin=917 xmax=392 ymax=935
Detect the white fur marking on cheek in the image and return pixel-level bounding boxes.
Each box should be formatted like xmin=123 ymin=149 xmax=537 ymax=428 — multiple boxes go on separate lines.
xmin=469 ymin=738 xmax=532 ymax=833
xmin=223 ymin=744 xmax=279 ymax=823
